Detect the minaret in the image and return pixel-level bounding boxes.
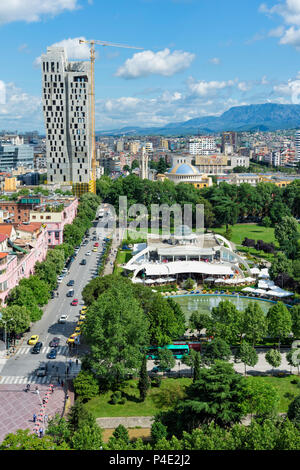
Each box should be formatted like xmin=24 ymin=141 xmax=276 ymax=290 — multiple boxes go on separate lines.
xmin=141 ymin=146 xmax=149 ymax=179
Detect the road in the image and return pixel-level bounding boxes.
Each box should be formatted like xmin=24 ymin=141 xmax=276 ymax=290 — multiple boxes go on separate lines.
xmin=0 ymin=206 xmax=114 ymax=385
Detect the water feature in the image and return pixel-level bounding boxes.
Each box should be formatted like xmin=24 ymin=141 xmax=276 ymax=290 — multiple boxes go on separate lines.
xmin=171 ymin=294 xmax=274 ymax=321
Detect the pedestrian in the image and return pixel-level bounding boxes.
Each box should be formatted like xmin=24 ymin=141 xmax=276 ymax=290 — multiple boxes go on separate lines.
xmin=35 ymin=385 xmax=39 ymax=394
xmin=66 ymin=366 xmax=69 ymax=374
xmin=39 ymin=427 xmax=44 ymax=438
xmin=76 ymin=359 xmax=78 ymax=366
xmin=33 ymin=413 xmax=37 ymax=423
xmin=26 ymin=383 xmax=30 ymax=392
xmin=44 ymin=414 xmax=48 ymax=424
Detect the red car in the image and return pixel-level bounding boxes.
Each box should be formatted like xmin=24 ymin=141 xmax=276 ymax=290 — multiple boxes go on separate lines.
xmin=71 ymin=299 xmax=78 ymax=306
xmin=93 ymin=242 xmax=99 ymax=247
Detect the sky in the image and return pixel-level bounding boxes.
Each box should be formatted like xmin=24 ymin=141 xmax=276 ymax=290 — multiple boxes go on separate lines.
xmin=2 ymin=0 xmax=300 ymax=131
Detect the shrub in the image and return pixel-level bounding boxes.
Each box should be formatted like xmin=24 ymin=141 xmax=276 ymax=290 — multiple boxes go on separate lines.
xmin=110 ymin=391 xmax=122 ymax=405
xmin=151 ymin=377 xmax=162 ymax=388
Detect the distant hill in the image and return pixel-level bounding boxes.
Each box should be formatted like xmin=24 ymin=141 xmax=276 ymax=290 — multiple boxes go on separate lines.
xmin=96 ymin=103 xmax=300 ymax=136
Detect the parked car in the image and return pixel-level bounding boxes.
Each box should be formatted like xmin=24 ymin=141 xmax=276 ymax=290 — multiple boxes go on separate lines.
xmin=49 ymin=337 xmax=60 ymax=348
xmin=93 ymin=242 xmax=99 ymax=247
xmin=71 ymin=299 xmax=79 ymax=306
xmin=48 ymin=348 xmax=57 ymax=359
xmin=50 ymin=291 xmax=55 ymax=299
xmin=58 ymin=314 xmax=68 ymax=324
xmin=67 ymin=280 xmax=75 ymax=287
xmin=28 ymin=335 xmax=39 ymax=345
xmin=31 ymin=342 xmax=43 ymax=354
xmin=80 ymin=259 xmax=87 ymax=265
xmin=67 ymin=289 xmax=75 ymax=297
xmin=86 ymin=251 xmax=91 ymax=256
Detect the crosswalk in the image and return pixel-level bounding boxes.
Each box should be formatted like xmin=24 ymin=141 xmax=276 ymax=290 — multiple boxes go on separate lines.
xmin=14 ymin=346 xmax=69 ymax=357
xmin=0 ymin=375 xmax=53 ymax=384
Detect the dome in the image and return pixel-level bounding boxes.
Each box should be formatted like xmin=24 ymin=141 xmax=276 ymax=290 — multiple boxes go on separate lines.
xmin=168 ymin=163 xmax=200 ymax=175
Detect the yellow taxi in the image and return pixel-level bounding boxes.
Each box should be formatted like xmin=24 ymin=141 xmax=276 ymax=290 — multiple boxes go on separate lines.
xmin=77 ymin=319 xmax=85 ymax=326
xmin=79 ymin=314 xmax=86 ymax=321
xmin=66 ymin=332 xmax=80 ymax=344
xmin=28 ymin=335 xmax=39 ymax=345
xmin=74 ymin=326 xmax=81 ymax=334
xmin=92 ymin=247 xmax=98 ymax=252
xmin=81 ymin=306 xmax=88 ymax=314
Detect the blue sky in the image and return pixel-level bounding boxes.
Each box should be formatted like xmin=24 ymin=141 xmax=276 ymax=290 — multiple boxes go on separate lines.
xmin=2 ymin=0 xmax=300 ymax=131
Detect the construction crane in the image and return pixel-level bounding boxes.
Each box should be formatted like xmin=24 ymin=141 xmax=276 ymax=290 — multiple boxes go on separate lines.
xmin=78 ymin=39 xmax=143 ymax=194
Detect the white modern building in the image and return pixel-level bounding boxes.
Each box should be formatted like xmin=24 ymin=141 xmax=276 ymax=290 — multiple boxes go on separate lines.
xmin=123 ymin=226 xmax=251 ymax=284
xmin=189 ymin=137 xmax=217 ymax=156
xmin=41 ymin=47 xmax=93 ymax=187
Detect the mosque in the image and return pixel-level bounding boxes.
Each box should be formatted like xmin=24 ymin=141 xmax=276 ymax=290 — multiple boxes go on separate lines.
xmin=156 ymin=155 xmax=213 ymax=189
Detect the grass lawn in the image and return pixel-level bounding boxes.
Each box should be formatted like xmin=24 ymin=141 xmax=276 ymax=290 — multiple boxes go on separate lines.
xmin=247 ymin=375 xmax=300 ymax=412
xmin=84 ymin=374 xmax=300 ymax=419
xmin=114 ymin=250 xmax=132 ymax=274
xmin=84 ymin=378 xmax=191 ymax=418
xmin=213 ymin=224 xmax=277 ymax=246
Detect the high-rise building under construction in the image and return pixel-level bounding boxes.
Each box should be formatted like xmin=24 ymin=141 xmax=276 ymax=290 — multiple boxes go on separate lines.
xmin=41 ymin=46 xmax=94 ymax=195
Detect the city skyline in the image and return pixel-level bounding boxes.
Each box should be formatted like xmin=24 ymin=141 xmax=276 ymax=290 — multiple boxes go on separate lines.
xmin=2 ymin=1 xmax=300 ymax=131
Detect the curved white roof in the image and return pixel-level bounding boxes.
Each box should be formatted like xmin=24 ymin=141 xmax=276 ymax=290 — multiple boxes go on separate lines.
xmin=137 ymin=261 xmax=235 ymax=277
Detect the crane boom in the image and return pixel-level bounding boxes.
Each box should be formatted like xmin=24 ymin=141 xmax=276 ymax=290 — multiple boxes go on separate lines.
xmin=78 ymin=39 xmax=143 ymax=194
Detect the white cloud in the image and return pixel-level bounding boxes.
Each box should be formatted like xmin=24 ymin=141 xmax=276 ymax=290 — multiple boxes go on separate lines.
xmin=115 ymin=48 xmax=195 ymax=79
xmin=0 ymin=81 xmax=6 ymax=105
xmin=35 ymin=37 xmax=90 ymax=65
xmin=187 ymin=78 xmax=235 ymax=96
xmin=0 ymin=82 xmax=42 ymax=130
xmin=273 ymin=73 xmax=300 ymax=103
xmin=209 ymin=57 xmax=220 ymax=65
xmin=0 ymin=0 xmax=79 ymax=25
xmin=279 ymin=26 xmax=300 ymax=48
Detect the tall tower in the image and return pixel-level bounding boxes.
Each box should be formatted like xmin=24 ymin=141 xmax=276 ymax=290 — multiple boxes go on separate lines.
xmin=141 ymin=146 xmax=149 ymax=179
xmin=295 ymin=130 xmax=300 ymax=162
xmin=41 ymin=47 xmax=93 ymax=196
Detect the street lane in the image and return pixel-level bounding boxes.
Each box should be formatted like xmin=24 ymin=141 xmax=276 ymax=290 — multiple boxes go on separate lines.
xmin=0 ymin=207 xmax=113 ymax=381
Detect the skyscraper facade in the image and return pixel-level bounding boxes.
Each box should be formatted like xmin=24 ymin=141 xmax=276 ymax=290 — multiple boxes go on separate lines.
xmin=41 ymin=47 xmax=93 ymax=191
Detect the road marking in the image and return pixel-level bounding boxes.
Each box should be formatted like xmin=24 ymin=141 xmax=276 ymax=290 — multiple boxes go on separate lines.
xmin=0 ymin=376 xmax=53 ymax=384
xmin=14 ymin=346 xmax=69 ymax=357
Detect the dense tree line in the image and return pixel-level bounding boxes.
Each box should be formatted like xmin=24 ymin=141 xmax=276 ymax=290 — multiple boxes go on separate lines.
xmin=96 ymin=174 xmax=300 ymax=228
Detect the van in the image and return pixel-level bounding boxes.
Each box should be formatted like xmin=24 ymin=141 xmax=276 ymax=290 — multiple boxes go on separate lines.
xmin=67 ymin=289 xmax=74 ymax=297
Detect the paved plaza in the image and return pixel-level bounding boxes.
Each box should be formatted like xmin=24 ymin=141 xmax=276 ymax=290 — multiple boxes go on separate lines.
xmin=0 ymin=382 xmax=66 ymax=443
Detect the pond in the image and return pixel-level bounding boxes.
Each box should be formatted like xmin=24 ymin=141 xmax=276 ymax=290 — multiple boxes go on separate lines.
xmin=171 ymin=294 xmax=276 ymax=321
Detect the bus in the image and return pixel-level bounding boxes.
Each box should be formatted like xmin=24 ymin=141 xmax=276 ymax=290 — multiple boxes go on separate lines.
xmin=146 ymin=343 xmax=190 ymax=360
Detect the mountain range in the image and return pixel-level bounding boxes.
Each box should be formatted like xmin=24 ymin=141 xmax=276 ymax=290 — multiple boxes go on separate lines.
xmin=96 ymin=103 xmax=300 ymax=136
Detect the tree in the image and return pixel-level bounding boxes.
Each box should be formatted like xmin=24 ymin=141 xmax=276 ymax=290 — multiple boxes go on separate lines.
xmin=243 ymin=377 xmax=280 ymax=420
xmin=266 ymin=302 xmax=292 ymax=350
xmin=73 ymin=371 xmax=99 ymax=401
xmin=138 ymin=355 xmax=150 ymax=402
xmin=0 ymin=305 xmax=31 ymax=336
xmin=269 ymin=252 xmax=293 ymax=282
xmin=156 ymin=348 xmax=175 ymax=372
xmin=206 ymin=300 xmax=242 ymax=344
xmin=274 ymin=216 xmax=299 ymax=259
xmin=183 ymin=278 xmax=194 ymax=290
xmin=151 ymin=421 xmax=168 ymax=444
xmin=6 ymin=286 xmax=43 ymax=323
xmin=291 ymin=305 xmax=300 ymax=339
xmin=241 ymin=302 xmax=267 ymax=346
xmin=287 ymin=395 xmax=300 ymax=429
xmin=286 ymin=349 xmax=300 ymax=375
xmin=261 ymin=216 xmax=271 ymax=227
xmin=235 ymin=341 xmax=258 ymax=375
xmin=265 ymin=348 xmax=282 ymax=375
xmin=112 ymin=425 xmax=130 ymax=444
xmin=71 ymin=424 xmax=103 ymax=450
xmin=0 ymin=429 xmax=67 ymax=450
xmin=159 ymin=361 xmax=248 ymax=433
xmin=202 ymin=338 xmax=232 ymax=365
xmin=82 ymin=284 xmax=149 ymax=389
xmin=193 ymin=352 xmax=202 ymax=382
xmin=189 ymin=311 xmax=211 ymax=333
xmin=19 ymin=276 xmax=50 ymax=306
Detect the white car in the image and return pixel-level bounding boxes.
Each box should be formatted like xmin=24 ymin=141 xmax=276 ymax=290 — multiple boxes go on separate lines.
xmin=86 ymin=251 xmax=91 ymax=256
xmin=57 ymin=277 xmax=64 ymax=283
xmin=58 ymin=314 xmax=68 ymax=323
